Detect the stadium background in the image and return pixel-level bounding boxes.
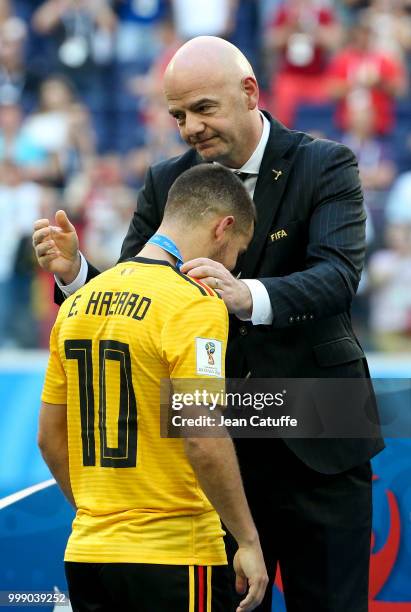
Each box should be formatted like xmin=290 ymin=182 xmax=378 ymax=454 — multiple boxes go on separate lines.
xmin=0 ymin=0 xmax=410 ymax=609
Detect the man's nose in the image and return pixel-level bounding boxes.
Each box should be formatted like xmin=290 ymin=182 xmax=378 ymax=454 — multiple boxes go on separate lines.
xmin=184 ymin=113 xmax=205 ymax=138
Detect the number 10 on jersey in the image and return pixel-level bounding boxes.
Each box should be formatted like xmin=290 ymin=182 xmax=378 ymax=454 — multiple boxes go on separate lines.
xmin=65 ymin=339 xmax=137 ymax=468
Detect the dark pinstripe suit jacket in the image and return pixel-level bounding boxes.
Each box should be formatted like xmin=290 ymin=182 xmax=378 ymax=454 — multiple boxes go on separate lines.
xmin=59 ymin=112 xmax=384 ymax=474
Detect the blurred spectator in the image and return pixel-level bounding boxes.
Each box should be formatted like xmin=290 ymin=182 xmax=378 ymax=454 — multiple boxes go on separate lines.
xmin=124 ymin=106 xmax=186 ymax=187
xmin=0 ymin=101 xmax=58 ymax=182
xmin=0 ymin=14 xmax=43 ymax=111
xmin=363 ymin=0 xmax=411 ymax=62
xmin=368 ymin=221 xmax=411 ymax=351
xmin=260 ymin=0 xmax=283 ymax=27
xmin=385 ymin=169 xmax=411 ymax=224
xmin=171 ymin=0 xmax=238 ymax=40
xmin=328 ymin=20 xmax=407 ymax=135
xmin=341 ymin=100 xmax=397 ymax=240
xmin=63 ymin=154 xmax=136 ymax=270
xmin=114 ymin=0 xmax=168 ymax=67
xmin=124 ymin=17 xmax=183 ymax=161
xmin=334 ymin=0 xmax=372 ymax=23
xmin=23 ymin=75 xmax=96 ymax=181
xmin=0 ymin=0 xmax=11 ymax=23
xmin=0 ymin=160 xmax=49 ymax=347
xmin=265 ymin=0 xmax=342 ymax=128
xmin=31 ymin=0 xmax=117 ymax=102
xmin=228 ymin=0 xmax=261 ymax=76
xmin=127 ymin=17 xmax=181 ymax=103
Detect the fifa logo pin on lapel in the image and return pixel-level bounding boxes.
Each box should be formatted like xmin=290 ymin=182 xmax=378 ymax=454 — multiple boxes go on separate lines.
xmin=272 ymin=169 xmax=283 ymax=181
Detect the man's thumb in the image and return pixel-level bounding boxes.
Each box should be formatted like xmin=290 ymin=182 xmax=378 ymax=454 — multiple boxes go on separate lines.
xmin=55 ymin=210 xmax=74 ymax=232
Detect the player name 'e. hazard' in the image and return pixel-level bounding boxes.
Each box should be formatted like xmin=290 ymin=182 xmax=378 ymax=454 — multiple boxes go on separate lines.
xmin=67 ymin=290 xmax=152 ymax=320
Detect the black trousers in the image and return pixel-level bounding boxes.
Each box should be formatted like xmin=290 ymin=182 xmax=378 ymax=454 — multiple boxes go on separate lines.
xmin=229 ymin=438 xmax=372 ymax=612
xmin=65 ymin=562 xmax=231 ymax=612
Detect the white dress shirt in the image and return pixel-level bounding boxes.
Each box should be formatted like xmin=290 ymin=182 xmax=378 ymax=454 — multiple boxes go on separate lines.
xmin=57 ymin=112 xmax=274 ymax=325
xmin=231 ymin=112 xmax=273 ymax=325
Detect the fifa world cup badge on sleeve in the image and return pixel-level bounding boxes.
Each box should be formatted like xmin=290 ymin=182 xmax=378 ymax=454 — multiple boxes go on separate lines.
xmin=196 ymin=338 xmax=223 ymax=377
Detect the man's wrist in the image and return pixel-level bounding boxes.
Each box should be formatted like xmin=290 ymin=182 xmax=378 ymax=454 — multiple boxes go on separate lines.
xmin=237 ymin=530 xmax=259 ymax=548
xmin=58 ymin=252 xmax=81 ymax=286
xmin=55 ymin=252 xmax=88 ymax=298
xmin=237 ymin=279 xmax=274 ymax=325
xmin=236 ymin=281 xmax=253 ymax=319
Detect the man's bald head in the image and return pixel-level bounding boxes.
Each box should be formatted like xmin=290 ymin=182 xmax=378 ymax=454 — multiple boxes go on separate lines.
xmin=163 ymin=36 xmax=263 ymax=168
xmin=164 ymin=36 xmax=255 ymax=87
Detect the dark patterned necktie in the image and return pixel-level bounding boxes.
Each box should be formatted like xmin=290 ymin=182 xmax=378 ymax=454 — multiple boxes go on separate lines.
xmin=233 ymin=172 xmax=252 ymax=277
xmin=235 ymin=172 xmax=251 ymax=182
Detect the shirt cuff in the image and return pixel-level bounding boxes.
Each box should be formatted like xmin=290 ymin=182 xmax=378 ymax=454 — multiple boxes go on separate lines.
xmin=238 ymin=279 xmax=273 ymax=325
xmin=55 ymin=252 xmax=88 ymax=298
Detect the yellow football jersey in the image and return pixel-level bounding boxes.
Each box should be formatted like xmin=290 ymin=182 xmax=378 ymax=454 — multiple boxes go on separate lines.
xmin=42 ymin=256 xmax=228 ymax=565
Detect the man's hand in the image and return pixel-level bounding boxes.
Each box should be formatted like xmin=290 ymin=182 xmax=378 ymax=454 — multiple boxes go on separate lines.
xmin=233 ymin=542 xmax=269 ymax=611
xmin=180 ymin=258 xmax=253 ymax=318
xmin=32 ymin=210 xmax=81 ymax=284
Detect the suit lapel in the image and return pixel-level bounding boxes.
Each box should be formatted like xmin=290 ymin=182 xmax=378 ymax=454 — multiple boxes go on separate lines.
xmin=240 ymin=116 xmax=297 ymax=279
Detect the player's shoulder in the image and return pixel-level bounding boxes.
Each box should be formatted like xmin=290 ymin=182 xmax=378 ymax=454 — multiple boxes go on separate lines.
xmin=58 ymin=269 xmax=112 ymax=318
xmin=59 ymin=289 xmax=80 ymax=317
xmin=165 ymin=267 xmax=225 ymax=306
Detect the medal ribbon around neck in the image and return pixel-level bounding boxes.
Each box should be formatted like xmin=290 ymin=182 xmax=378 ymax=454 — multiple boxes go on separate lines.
xmin=147 ymin=234 xmax=184 ymax=270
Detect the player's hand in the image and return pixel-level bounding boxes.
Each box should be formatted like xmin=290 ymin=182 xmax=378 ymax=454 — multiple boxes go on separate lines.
xmin=32 ymin=210 xmax=81 ymax=284
xmin=180 ymin=258 xmax=252 ymax=318
xmin=233 ymin=542 xmax=268 ymax=611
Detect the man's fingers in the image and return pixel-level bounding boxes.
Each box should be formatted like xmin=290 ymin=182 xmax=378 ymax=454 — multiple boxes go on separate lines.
xmin=55 ymin=209 xmax=75 ymax=232
xmin=181 ymin=257 xmax=223 ymax=274
xmin=186 ymin=266 xmax=220 ymax=280
xmin=36 ymin=240 xmax=57 ymax=258
xmin=33 ymin=227 xmax=53 ymax=248
xmin=33 ymin=218 xmax=51 ymax=231
xmin=180 ymin=257 xmax=211 ymax=272
xmin=38 ymin=252 xmax=60 ymax=269
xmin=193 ymin=275 xmax=218 ymax=288
xmin=235 ymin=575 xmax=247 ymax=595
xmin=237 ymin=588 xmax=257 ymax=611
xmin=237 ymin=579 xmax=266 ymax=612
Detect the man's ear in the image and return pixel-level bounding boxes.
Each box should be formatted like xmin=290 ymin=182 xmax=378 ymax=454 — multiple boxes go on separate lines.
xmin=215 ymin=216 xmax=235 ymax=239
xmin=241 ymin=76 xmax=259 ymax=110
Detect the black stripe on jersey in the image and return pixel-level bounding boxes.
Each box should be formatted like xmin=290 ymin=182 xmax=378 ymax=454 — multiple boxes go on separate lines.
xmin=193 ymin=277 xmax=223 ymax=300
xmin=125 ymin=256 xmax=174 ymax=267
xmin=171 ymin=267 xmax=209 ymax=297
xmin=170 ymin=266 xmax=222 ymax=300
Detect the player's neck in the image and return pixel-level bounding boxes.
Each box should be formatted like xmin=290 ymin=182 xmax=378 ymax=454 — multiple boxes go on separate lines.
xmin=137 ymin=243 xmax=178 ymax=266
xmin=137 ymin=226 xmax=183 ymax=266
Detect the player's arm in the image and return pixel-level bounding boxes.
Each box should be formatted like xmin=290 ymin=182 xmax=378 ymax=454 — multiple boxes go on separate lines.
xmin=184 ymin=435 xmax=257 ymax=548
xmin=38 ymin=401 xmax=76 ymax=508
xmin=184 ymin=435 xmax=268 ymax=611
xmin=39 ymin=318 xmax=74 ymax=507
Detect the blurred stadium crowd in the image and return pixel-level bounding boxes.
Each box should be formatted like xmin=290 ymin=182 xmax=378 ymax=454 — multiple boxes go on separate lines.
xmin=1 ymin=0 xmax=411 ymax=352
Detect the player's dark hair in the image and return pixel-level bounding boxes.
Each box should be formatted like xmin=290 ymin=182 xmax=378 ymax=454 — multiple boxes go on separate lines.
xmin=164 ymin=163 xmax=256 ymax=234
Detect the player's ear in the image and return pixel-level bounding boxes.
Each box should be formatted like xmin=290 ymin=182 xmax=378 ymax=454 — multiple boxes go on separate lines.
xmin=215 ymin=216 xmax=234 ymax=239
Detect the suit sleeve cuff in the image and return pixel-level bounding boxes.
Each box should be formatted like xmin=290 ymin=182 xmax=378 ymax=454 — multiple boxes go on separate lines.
xmin=55 ymin=252 xmax=88 ymax=297
xmin=237 ymin=279 xmax=274 ymax=325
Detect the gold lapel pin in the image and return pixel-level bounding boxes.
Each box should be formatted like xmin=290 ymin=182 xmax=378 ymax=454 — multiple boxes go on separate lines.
xmin=272 ymin=169 xmax=283 ymax=181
